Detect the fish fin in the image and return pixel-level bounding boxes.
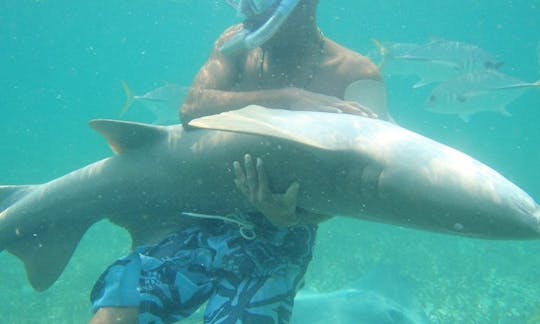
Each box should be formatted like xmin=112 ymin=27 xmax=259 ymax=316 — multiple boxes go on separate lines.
xmin=89 ymin=119 xmax=168 ymax=154
xmin=431 ymin=59 xmax=462 ymax=71
xmin=0 ymin=185 xmax=95 ymax=291
xmin=119 ymin=81 xmax=135 ymax=116
xmin=344 ymin=79 xmax=394 ymax=123
xmin=412 ymin=79 xmax=431 ymax=88
xmin=371 ymin=38 xmax=388 ymax=68
xmin=5 ymin=217 xmax=94 ymax=291
xmin=189 ymin=105 xmax=362 ymax=151
xmin=485 ymin=61 xmax=504 ymax=70
xmin=0 ymin=185 xmax=34 ymax=214
xmin=457 ymin=94 xmax=468 ymax=103
xmin=498 ymin=106 xmax=512 ymax=117
xmin=353 ymin=264 xmax=417 ymax=307
xmin=458 ymin=113 xmax=471 ymax=122
xmin=0 ymin=185 xmax=37 ymax=251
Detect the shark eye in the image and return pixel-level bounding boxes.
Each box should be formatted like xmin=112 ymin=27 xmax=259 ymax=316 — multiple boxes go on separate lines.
xmin=429 ymin=95 xmax=436 ymax=102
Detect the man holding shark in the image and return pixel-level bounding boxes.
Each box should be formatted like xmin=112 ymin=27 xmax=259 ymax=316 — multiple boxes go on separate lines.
xmin=89 ymin=0 xmax=385 ymax=323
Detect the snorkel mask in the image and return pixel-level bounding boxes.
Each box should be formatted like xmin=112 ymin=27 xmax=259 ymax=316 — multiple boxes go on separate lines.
xmin=221 ymin=0 xmax=301 ymax=56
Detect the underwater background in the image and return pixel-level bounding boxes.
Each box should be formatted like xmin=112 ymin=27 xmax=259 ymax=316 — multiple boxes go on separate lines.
xmin=1 ymin=0 xmax=539 ymax=323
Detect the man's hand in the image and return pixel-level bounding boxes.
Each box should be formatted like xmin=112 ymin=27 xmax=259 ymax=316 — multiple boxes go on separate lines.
xmin=285 ymin=88 xmax=378 ymax=118
xmin=233 ymin=154 xmax=300 ymax=227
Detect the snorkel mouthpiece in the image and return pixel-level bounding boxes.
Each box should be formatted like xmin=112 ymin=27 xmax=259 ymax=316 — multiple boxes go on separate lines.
xmin=220 ymin=0 xmax=301 ymax=56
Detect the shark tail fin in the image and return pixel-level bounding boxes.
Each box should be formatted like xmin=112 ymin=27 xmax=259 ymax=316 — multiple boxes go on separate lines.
xmin=0 ymin=185 xmax=95 ymax=292
xmin=371 ymin=38 xmax=389 ymax=69
xmin=6 ymin=218 xmax=94 ymax=292
xmin=119 ymin=80 xmax=135 ymax=116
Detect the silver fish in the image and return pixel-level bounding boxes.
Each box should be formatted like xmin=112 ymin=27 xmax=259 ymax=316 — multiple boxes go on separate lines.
xmin=425 ymin=70 xmax=540 ymax=121
xmin=120 ymin=80 xmax=186 ymax=125
xmin=373 ymin=39 xmax=502 ymax=88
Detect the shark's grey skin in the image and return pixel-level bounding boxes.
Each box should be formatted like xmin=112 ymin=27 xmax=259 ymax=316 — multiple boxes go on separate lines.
xmin=292 ymin=289 xmax=427 ymax=324
xmin=291 ymin=265 xmax=430 ymax=324
xmin=1 ymin=106 xmax=539 ymax=291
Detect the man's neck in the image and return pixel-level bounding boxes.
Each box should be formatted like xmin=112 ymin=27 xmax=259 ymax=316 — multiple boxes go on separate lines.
xmin=262 ymin=22 xmax=322 ymax=54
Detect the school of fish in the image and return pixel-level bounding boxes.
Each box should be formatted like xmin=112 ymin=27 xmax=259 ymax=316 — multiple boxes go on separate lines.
xmin=373 ymin=38 xmax=540 ymax=121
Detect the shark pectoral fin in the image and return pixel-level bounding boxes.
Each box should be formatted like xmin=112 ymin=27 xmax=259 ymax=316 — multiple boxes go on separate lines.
xmin=89 ymin=119 xmax=168 ymax=154
xmin=458 ymin=113 xmax=471 ymax=122
xmin=498 ymin=106 xmax=512 ymax=117
xmin=344 ymin=79 xmax=394 ymax=122
xmin=6 ymin=219 xmax=93 ymax=291
xmin=189 ymin=105 xmax=354 ymax=151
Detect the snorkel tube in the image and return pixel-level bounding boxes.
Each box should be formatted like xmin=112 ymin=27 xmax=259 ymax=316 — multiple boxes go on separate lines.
xmin=220 ymin=0 xmax=301 ymax=56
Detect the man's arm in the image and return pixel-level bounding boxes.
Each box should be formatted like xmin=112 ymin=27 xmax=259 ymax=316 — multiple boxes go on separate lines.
xmin=180 ymin=28 xmax=378 ymax=125
xmin=181 ymin=25 xmax=292 ymax=125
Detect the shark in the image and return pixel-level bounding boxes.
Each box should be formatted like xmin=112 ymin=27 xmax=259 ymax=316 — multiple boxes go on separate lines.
xmin=1 ymin=106 xmax=539 ymax=292
xmin=291 ymin=265 xmax=430 ymax=324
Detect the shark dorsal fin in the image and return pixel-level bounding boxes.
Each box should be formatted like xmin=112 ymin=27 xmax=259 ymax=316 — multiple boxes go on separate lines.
xmin=89 ymin=119 xmax=168 ymax=154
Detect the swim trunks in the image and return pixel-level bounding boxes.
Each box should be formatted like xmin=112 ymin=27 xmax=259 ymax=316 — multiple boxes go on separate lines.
xmin=90 ymin=213 xmax=317 ymax=324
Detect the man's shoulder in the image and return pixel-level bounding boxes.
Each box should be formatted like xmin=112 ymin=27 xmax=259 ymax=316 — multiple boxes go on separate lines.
xmin=323 ymin=39 xmax=381 ymax=81
xmin=214 ymin=24 xmax=244 ymax=49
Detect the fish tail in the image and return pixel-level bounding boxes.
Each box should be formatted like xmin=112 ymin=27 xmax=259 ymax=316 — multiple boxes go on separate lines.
xmin=1 ymin=184 xmax=98 ymax=291
xmin=371 ymin=38 xmax=389 ymax=69
xmin=119 ymin=80 xmax=135 ymax=116
xmin=0 ymin=185 xmax=35 ymax=250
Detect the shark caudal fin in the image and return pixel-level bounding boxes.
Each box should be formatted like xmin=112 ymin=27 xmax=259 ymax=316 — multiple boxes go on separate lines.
xmin=371 ymin=38 xmax=390 ymax=69
xmin=0 ymin=185 xmax=95 ymax=291
xmin=6 ymin=218 xmax=94 ymax=292
xmin=119 ymin=80 xmax=136 ymax=116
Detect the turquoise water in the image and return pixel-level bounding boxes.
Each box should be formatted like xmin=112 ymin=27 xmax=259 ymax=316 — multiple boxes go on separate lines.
xmin=1 ymin=1 xmax=539 ymax=323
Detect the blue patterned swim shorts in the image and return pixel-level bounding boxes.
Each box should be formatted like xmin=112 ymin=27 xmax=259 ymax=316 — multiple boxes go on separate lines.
xmin=90 ymin=213 xmax=317 ymax=324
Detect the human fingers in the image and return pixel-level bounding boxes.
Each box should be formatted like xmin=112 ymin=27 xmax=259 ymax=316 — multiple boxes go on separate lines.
xmin=233 ymin=160 xmax=245 ymax=182
xmin=283 ymin=182 xmax=300 ymax=206
xmin=337 ymin=101 xmax=378 ymax=118
xmin=244 ymin=154 xmax=257 ymax=194
xmin=291 ymin=103 xmax=342 ymax=114
xmin=314 ymin=105 xmax=343 ymax=114
xmin=256 ymin=157 xmax=271 ymax=197
xmin=233 ymin=160 xmax=249 ymax=196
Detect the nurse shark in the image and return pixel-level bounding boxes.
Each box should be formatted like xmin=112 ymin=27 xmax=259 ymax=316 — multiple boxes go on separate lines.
xmin=291 ymin=265 xmax=430 ymax=324
xmin=1 ymin=106 xmax=539 ymax=291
